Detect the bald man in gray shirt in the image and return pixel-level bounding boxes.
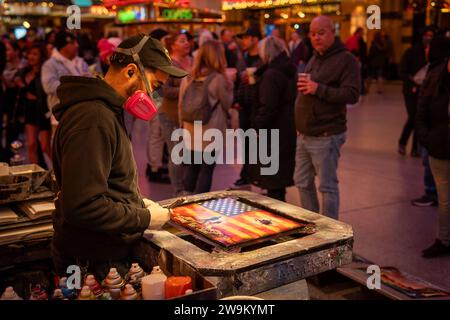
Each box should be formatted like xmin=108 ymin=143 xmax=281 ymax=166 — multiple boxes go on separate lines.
xmin=294 ymin=16 xmax=361 ymax=220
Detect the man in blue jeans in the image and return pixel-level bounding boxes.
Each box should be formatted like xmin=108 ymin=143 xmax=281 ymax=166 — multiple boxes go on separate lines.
xmin=410 ymin=146 xmax=438 ymax=207
xmin=294 ymin=16 xmax=360 ymax=220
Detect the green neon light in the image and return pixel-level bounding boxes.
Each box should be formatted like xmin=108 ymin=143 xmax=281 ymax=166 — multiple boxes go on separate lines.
xmin=161 ymin=8 xmax=193 ymax=20
xmin=118 ymin=10 xmax=137 ymax=23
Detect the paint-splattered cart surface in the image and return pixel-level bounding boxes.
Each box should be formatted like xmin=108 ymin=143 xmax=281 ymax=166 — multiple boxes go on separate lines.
xmin=136 ymin=190 xmax=353 ymax=298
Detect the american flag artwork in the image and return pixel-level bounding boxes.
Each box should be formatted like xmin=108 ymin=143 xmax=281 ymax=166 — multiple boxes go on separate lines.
xmin=200 ymin=198 xmax=258 ymax=217
xmin=170 ymin=197 xmax=308 ymax=248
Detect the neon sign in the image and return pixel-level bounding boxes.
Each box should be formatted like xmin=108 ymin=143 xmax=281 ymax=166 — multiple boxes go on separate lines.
xmin=159 ymin=0 xmax=191 ymax=7
xmin=104 ymin=0 xmax=150 ymax=8
xmin=104 ymin=0 xmax=190 ymax=8
xmin=161 ymin=8 xmax=193 ymax=20
xmin=222 ymin=0 xmax=341 ymax=10
xmin=117 ymin=6 xmax=147 ymax=23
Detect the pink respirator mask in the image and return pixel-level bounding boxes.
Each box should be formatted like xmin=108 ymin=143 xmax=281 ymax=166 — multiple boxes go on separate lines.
xmin=115 ymin=36 xmax=160 ymax=121
xmin=123 ymin=90 xmax=158 ymax=121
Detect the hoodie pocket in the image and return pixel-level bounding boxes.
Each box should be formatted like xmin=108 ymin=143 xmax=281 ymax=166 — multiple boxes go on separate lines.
xmin=296 ymin=95 xmax=317 ymax=132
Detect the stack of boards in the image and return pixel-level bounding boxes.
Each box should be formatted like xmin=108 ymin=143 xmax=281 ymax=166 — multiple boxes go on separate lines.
xmin=0 ymin=200 xmax=54 ymax=246
xmin=0 ymin=207 xmax=19 ymax=225
xmin=17 ymin=200 xmax=55 ymax=220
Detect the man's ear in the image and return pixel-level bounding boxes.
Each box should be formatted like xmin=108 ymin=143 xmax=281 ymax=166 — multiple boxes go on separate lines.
xmin=125 ymin=63 xmax=138 ymax=79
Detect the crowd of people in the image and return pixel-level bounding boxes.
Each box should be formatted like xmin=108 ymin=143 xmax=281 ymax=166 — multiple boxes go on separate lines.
xmin=0 ymin=30 xmax=91 ymax=167
xmin=0 ymin=16 xmax=449 ymax=258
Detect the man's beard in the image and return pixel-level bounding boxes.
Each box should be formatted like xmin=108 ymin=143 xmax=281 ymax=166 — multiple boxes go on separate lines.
xmin=125 ymin=80 xmax=141 ymax=98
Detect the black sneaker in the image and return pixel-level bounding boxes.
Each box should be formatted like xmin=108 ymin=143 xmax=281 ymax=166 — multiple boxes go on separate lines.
xmin=411 ymin=195 xmax=438 ymax=207
xmin=159 ymin=166 xmax=169 ymax=175
xmin=231 ymin=178 xmax=251 ymax=188
xmin=146 ymin=164 xmax=169 ymax=175
xmin=398 ymin=144 xmax=406 ymax=156
xmin=411 ymin=149 xmax=420 ymax=158
xmin=145 ymin=164 xmax=152 ymax=177
xmin=146 ymin=165 xmax=171 ymax=184
xmin=422 ymin=239 xmax=450 ymax=258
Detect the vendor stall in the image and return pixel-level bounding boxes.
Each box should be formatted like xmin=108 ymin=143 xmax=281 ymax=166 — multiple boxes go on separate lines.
xmin=135 ymin=190 xmax=354 ymax=298
xmin=0 ymin=184 xmax=353 ymax=300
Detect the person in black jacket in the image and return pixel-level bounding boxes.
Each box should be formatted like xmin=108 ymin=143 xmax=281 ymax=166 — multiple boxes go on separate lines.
xmin=247 ymin=36 xmax=297 ymax=201
xmin=232 ymin=27 xmax=263 ymax=189
xmin=15 ymin=44 xmax=52 ymax=167
xmin=416 ymin=36 xmax=450 ymax=258
xmin=290 ymin=29 xmax=311 ymax=72
xmin=221 ymin=28 xmax=239 ymax=69
xmin=368 ymin=31 xmax=388 ymax=94
xmin=51 ymin=35 xmax=188 ymax=279
xmin=345 ymin=27 xmax=368 ymax=95
xmin=401 ymin=28 xmax=440 ymax=208
xmin=399 ymin=28 xmax=434 ymax=157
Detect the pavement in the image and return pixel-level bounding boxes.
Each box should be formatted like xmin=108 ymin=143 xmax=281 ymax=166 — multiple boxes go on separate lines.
xmin=129 ymin=81 xmax=450 ymax=291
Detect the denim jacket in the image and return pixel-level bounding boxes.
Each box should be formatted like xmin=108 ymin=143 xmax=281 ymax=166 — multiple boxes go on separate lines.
xmin=41 ymin=49 xmax=91 ymax=112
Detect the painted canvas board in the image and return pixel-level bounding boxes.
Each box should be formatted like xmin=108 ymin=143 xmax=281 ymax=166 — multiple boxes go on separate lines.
xmin=380 ymin=267 xmax=450 ymax=298
xmin=170 ymin=197 xmax=314 ymax=249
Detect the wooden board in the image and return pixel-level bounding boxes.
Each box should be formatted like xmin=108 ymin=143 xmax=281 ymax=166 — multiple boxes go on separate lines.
xmin=0 ymin=206 xmax=19 ymax=225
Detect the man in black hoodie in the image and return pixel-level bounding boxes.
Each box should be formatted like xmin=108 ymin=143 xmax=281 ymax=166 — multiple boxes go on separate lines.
xmin=294 ymin=16 xmax=360 ymax=220
xmin=51 ymin=35 xmax=188 ymax=279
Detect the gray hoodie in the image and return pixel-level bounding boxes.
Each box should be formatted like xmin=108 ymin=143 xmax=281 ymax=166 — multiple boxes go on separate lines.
xmin=295 ymin=39 xmax=360 ymax=136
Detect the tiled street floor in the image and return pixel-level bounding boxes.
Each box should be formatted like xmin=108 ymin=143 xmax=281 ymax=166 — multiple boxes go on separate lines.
xmin=130 ymin=82 xmax=450 ymax=291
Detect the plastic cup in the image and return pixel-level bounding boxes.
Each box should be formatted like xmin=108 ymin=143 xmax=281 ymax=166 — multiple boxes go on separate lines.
xmin=246 ymin=67 xmax=257 ymax=85
xmin=298 ymin=73 xmax=311 ymax=81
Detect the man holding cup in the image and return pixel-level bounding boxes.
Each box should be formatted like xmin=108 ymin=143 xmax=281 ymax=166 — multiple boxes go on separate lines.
xmin=294 ymin=16 xmax=360 ymax=220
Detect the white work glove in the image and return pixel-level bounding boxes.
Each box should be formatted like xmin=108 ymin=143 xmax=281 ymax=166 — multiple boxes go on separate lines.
xmin=143 ymin=198 xmax=156 ymax=207
xmin=143 ymin=198 xmax=171 ymax=230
